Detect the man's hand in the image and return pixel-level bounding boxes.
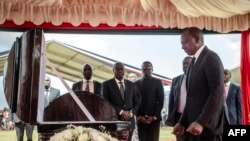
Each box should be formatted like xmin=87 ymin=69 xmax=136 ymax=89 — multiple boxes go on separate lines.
xmin=186 ymin=121 xmax=204 ymax=136
xmin=144 ymin=115 xmax=157 ymax=124
xmin=121 ymin=111 xmax=131 ymax=121
xmin=172 ymin=123 xmax=185 ymax=136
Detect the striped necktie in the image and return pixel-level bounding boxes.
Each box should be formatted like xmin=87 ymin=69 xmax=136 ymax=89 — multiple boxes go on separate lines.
xmin=119 ymin=81 xmax=125 ymax=100
xmin=85 ymin=81 xmax=90 ymax=92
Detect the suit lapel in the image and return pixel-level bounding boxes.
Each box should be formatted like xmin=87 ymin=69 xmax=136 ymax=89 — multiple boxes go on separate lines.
xmin=93 ymin=81 xmax=96 ymax=93
xmin=49 ymin=88 xmax=54 ymax=102
xmin=226 ymin=84 xmax=233 ymax=102
xmin=112 ymin=79 xmax=124 ymax=102
xmin=176 ymin=75 xmax=184 ymax=101
xmin=79 ymin=81 xmax=83 ymax=91
xmin=193 ymin=46 xmax=208 ymax=72
xmin=187 ymin=47 xmax=208 ymax=93
xmin=124 ymin=80 xmax=129 ymax=102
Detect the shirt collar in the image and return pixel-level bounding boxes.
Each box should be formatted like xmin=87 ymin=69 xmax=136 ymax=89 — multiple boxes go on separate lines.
xmin=194 ymin=45 xmax=205 ymax=62
xmin=45 ymin=87 xmax=51 ymax=91
xmin=115 ymin=78 xmax=124 ymax=84
xmin=225 ymin=81 xmax=231 ymax=87
xmin=83 ymin=78 xmax=93 ymax=83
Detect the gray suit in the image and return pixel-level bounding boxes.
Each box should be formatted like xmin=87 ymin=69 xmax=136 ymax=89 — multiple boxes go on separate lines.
xmin=44 ymin=87 xmax=60 ymax=107
xmin=12 ymin=113 xmax=34 ymax=141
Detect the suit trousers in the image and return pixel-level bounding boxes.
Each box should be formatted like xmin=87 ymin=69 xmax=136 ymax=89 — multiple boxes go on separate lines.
xmin=15 ymin=121 xmax=34 ymax=141
xmin=138 ymin=121 xmax=160 ymax=141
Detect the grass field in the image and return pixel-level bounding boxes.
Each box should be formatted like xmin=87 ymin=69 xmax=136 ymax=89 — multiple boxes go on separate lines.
xmin=0 ymin=126 xmax=175 ymax=141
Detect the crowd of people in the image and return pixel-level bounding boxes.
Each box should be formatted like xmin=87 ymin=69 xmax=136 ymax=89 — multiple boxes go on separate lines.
xmin=0 ymin=107 xmax=15 ymax=131
xmin=2 ymin=27 xmax=242 ymax=141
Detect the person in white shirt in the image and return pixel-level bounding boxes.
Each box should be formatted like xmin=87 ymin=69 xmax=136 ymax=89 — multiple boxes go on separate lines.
xmin=72 ymin=63 xmax=102 ymax=96
xmin=166 ymin=56 xmax=192 ymax=141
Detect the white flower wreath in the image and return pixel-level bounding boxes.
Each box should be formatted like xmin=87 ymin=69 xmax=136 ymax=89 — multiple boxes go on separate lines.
xmin=49 ymin=125 xmax=118 ymax=141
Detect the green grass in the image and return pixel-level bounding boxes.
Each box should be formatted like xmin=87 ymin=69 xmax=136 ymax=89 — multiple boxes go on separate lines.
xmin=0 ymin=129 xmax=38 ymax=141
xmin=160 ymin=127 xmax=176 ymax=141
xmin=0 ymin=126 xmax=175 ymax=141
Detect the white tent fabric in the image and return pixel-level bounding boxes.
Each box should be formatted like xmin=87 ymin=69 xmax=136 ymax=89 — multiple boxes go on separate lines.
xmin=170 ymin=0 xmax=250 ymax=18
xmin=0 ymin=0 xmax=249 ymax=33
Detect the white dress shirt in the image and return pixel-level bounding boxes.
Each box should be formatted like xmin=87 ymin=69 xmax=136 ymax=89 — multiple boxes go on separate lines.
xmin=193 ymin=45 xmax=206 ymax=64
xmin=115 ymin=78 xmax=125 ymax=90
xmin=224 ymin=81 xmax=231 ymax=98
xmin=82 ymin=78 xmax=94 ymax=93
xmin=178 ymin=75 xmax=187 ymax=113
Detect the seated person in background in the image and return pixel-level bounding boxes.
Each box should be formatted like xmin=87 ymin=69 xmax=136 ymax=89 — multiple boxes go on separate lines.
xmin=44 ymin=76 xmax=60 ymax=107
xmin=72 ymin=63 xmax=102 ymax=96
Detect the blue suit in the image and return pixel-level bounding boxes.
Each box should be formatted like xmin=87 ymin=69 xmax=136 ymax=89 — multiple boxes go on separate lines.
xmin=166 ymin=74 xmax=184 ymax=126
xmin=226 ymin=83 xmax=242 ymax=125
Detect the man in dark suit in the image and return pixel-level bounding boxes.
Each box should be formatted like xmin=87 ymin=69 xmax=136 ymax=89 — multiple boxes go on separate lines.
xmin=166 ymin=56 xmax=192 ymax=141
xmin=173 ymin=27 xmax=225 ymax=141
xmin=44 ymin=76 xmax=60 ymax=107
xmin=224 ymin=69 xmax=242 ymax=125
xmin=72 ymin=63 xmax=102 ymax=96
xmin=103 ymin=62 xmax=140 ymax=141
xmin=135 ymin=61 xmax=164 ymax=141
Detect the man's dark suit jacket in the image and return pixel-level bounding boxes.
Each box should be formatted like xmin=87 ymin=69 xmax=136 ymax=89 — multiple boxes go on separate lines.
xmin=102 ymin=79 xmax=140 ymax=120
xmin=226 ymin=83 xmax=242 ymax=124
xmin=135 ymin=77 xmax=164 ymax=120
xmin=72 ymin=80 xmax=102 ymax=96
xmin=179 ymin=47 xmax=225 ymax=137
xmin=166 ymin=74 xmax=184 ymax=126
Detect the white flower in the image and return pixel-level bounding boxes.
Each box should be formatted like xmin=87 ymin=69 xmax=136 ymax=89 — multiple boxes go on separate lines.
xmin=49 ymin=125 xmax=119 ymax=141
xmin=77 ymin=133 xmax=89 ymax=141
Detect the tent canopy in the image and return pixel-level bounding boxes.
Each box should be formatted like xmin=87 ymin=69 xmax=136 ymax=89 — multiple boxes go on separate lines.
xmin=0 ymin=0 xmax=249 ymax=33
xmin=0 ymin=40 xmax=172 ymax=85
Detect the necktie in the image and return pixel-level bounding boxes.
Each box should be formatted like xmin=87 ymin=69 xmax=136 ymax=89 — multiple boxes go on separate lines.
xmin=85 ymin=81 xmax=90 ymax=92
xmin=187 ymin=57 xmax=196 ymax=86
xmin=119 ymin=81 xmax=125 ymax=100
xmin=45 ymin=90 xmax=49 ymax=101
